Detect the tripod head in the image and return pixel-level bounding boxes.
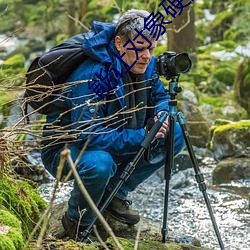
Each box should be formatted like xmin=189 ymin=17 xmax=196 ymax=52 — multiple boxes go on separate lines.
xmin=168 ymin=76 xmax=182 ymax=100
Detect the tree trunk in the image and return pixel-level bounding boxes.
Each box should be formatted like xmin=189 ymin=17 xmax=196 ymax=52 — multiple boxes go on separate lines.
xmin=78 ymin=0 xmax=88 ymax=20
xmin=167 ymin=3 xmax=196 ymax=63
xmin=67 ymin=0 xmax=77 ymax=36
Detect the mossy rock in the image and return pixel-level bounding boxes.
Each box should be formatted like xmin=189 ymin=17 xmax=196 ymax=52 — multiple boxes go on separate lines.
xmin=0 ymin=175 xmax=47 ymax=239
xmin=28 ymin=237 xmax=211 ymax=250
xmin=0 ymin=209 xmax=24 ymax=250
xmin=1 ymin=54 xmax=25 ymax=70
xmin=107 ymin=237 xmax=210 ymax=250
xmin=213 ymin=67 xmax=235 ymax=86
xmin=209 ymin=120 xmax=250 ymax=160
xmin=199 ymin=92 xmax=249 ymax=122
xmin=0 ymin=54 xmax=26 ymax=86
xmin=44 ymin=202 xmax=211 ymax=250
xmin=213 ymin=157 xmax=250 ymax=184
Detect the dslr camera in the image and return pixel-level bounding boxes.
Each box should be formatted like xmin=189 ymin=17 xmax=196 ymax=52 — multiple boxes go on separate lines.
xmin=156 ymin=51 xmax=192 ymax=79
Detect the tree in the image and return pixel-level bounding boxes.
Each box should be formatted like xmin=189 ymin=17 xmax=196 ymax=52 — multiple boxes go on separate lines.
xmin=167 ymin=2 xmax=196 ymax=63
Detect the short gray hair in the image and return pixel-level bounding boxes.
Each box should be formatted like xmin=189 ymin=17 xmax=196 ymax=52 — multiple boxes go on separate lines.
xmin=115 ymin=9 xmax=154 ymax=40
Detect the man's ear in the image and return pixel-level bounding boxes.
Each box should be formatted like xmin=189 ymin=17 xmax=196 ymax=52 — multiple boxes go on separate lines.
xmin=115 ymin=36 xmax=122 ymax=52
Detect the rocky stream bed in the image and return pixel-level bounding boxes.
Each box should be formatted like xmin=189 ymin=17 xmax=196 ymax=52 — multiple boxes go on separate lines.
xmin=38 ymin=155 xmax=250 ymax=250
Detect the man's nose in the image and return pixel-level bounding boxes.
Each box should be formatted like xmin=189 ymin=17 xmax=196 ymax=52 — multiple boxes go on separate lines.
xmin=142 ymin=49 xmax=150 ymax=60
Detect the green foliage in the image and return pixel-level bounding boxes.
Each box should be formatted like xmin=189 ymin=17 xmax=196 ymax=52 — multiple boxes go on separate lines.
xmin=234 ymin=58 xmax=250 ymax=116
xmin=199 ymin=91 xmax=248 ymax=121
xmin=199 ymin=95 xmax=224 ymax=107
xmin=213 ymin=67 xmax=235 ymax=86
xmin=0 ymin=54 xmax=26 ymax=86
xmin=0 ymin=235 xmax=16 ymax=250
xmin=154 ymin=44 xmax=167 ymax=57
xmin=106 ymin=237 xmax=206 ymax=249
xmin=0 ymin=175 xmax=47 ymax=239
xmin=197 ymin=0 xmax=250 ymax=46
xmin=0 ymin=209 xmax=24 ymax=250
xmin=1 ymin=54 xmax=25 ymax=69
xmin=209 ymin=120 xmax=250 ymax=151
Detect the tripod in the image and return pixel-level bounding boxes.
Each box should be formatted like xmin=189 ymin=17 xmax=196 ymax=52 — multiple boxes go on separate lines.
xmin=81 ymin=110 xmax=168 ymax=241
xmin=82 ymin=77 xmax=225 ymax=250
xmin=162 ymin=77 xmax=225 ymax=249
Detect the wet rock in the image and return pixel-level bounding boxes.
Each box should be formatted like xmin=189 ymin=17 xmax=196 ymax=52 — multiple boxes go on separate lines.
xmin=181 ymin=89 xmax=198 ymax=105
xmin=179 ymin=100 xmax=211 ymax=148
xmin=213 ymin=157 xmax=250 ymax=184
xmin=170 ymin=168 xmax=193 ymax=189
xmin=12 ymin=150 xmax=51 ymax=183
xmin=46 ymin=202 xmax=210 ymax=250
xmin=209 ymin=120 xmax=250 ymax=160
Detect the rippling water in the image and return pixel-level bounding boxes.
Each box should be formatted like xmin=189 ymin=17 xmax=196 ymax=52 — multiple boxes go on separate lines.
xmin=38 ymin=157 xmax=250 ymax=250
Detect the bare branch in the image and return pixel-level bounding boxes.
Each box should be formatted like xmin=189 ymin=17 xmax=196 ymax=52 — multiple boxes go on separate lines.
xmin=68 ymin=14 xmax=90 ymax=32
xmin=165 ymin=5 xmax=193 ymax=34
xmin=63 ymin=148 xmax=124 ymax=250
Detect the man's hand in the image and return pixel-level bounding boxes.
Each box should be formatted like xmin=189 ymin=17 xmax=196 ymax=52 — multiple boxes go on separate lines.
xmin=154 ymin=111 xmax=169 ymax=139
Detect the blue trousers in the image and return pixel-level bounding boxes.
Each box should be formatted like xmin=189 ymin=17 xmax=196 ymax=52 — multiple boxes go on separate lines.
xmin=41 ymin=123 xmax=185 ymax=226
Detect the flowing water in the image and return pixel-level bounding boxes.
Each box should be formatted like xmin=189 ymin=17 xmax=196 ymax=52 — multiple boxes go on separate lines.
xmin=38 ymin=156 xmax=250 ymax=250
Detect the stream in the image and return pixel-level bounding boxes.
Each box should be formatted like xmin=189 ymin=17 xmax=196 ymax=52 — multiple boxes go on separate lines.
xmin=38 ymin=155 xmax=250 ymax=250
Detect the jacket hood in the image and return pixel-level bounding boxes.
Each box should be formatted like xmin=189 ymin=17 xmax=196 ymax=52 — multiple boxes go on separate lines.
xmin=82 ymin=21 xmax=116 ymax=64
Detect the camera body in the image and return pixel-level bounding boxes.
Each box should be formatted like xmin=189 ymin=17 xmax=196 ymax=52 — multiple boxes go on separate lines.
xmin=156 ymin=51 xmax=192 ymax=79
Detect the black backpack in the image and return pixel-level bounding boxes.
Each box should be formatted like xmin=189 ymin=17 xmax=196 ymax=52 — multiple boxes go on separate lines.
xmin=24 ymin=34 xmax=87 ymax=115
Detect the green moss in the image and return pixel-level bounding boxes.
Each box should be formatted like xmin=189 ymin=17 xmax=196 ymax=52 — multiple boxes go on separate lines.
xmin=154 ymin=44 xmax=167 ymax=57
xmin=209 ymin=120 xmax=250 ymax=151
xmin=0 ymin=235 xmax=16 ymax=250
xmin=218 ymin=40 xmax=237 ymax=52
xmin=7 ymin=228 xmax=24 ymax=249
xmin=0 ymin=175 xmax=46 ymax=239
xmin=106 ymin=237 xmax=208 ymax=250
xmin=199 ymin=91 xmax=248 ymax=122
xmin=0 ymin=209 xmax=21 ymax=229
xmin=213 ymin=120 xmax=250 ymax=133
xmin=55 ymin=34 xmax=69 ymax=45
xmin=1 ymin=54 xmax=25 ymax=69
xmin=199 ymin=95 xmax=224 ymax=107
xmin=208 ymin=10 xmax=234 ymax=42
xmin=213 ymin=67 xmax=235 ymax=86
xmin=234 ymin=57 xmax=250 ymax=116
xmin=0 ymin=54 xmax=26 ymax=86
xmin=0 ymin=209 xmax=24 ymax=249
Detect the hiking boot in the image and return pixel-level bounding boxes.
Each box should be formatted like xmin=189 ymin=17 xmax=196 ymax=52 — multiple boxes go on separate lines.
xmin=105 ymin=196 xmax=140 ymax=225
xmin=61 ymin=213 xmax=97 ymax=243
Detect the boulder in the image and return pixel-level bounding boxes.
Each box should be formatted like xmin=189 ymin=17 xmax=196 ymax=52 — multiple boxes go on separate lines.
xmin=213 ymin=157 xmax=250 ymax=184
xmin=179 ymin=100 xmax=211 ymax=148
xmin=209 ymin=120 xmax=250 ymax=160
xmin=42 ymin=202 xmax=211 ymax=250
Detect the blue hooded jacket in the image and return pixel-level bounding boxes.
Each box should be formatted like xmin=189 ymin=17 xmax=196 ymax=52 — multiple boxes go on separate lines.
xmin=43 ymin=21 xmax=170 ymax=156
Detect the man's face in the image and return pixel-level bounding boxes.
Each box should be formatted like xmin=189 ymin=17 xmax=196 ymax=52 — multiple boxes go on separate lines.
xmin=115 ymin=35 xmax=157 ymax=74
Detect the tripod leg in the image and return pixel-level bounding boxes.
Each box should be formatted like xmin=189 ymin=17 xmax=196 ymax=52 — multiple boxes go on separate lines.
xmin=81 ymin=112 xmax=168 ymax=240
xmin=162 ymin=114 xmax=175 ymax=243
xmin=177 ymin=112 xmax=225 ymax=250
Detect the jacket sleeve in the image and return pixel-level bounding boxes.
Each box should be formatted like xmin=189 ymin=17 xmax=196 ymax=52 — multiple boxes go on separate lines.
xmin=65 ymin=61 xmax=146 ymax=156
